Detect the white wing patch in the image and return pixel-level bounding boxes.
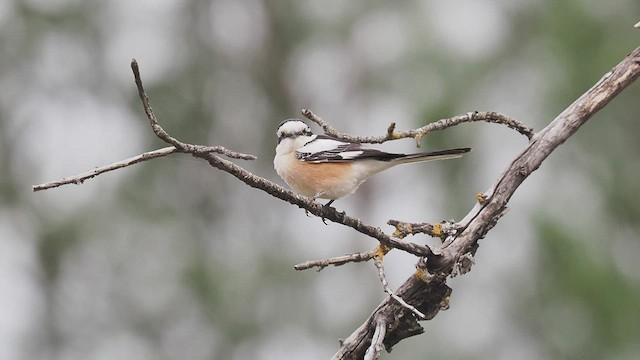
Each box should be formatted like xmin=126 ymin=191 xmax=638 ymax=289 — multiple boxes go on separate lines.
xmin=338 ymin=151 xmax=364 ymax=159
xmin=296 ymin=135 xmax=394 ymax=163
xmin=297 ymin=137 xmax=345 ymax=153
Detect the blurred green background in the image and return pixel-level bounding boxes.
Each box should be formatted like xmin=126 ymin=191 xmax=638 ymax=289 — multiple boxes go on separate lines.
xmin=2 ymin=0 xmax=639 ymax=359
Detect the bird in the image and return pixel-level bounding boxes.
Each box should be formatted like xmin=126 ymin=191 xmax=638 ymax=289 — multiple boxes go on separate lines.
xmin=273 ymin=119 xmax=471 ymax=206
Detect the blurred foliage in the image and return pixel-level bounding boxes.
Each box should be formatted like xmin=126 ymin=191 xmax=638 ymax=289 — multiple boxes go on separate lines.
xmin=1 ymin=0 xmax=639 ymax=359
xmin=532 ymin=218 xmax=640 ymax=359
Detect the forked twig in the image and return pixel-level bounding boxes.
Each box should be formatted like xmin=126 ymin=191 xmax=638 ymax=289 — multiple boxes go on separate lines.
xmin=373 ymin=252 xmax=426 ymax=320
xmin=364 ymin=319 xmax=387 ymax=360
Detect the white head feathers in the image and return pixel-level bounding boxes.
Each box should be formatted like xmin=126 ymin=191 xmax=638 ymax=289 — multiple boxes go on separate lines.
xmin=276 ymin=119 xmax=312 ymax=143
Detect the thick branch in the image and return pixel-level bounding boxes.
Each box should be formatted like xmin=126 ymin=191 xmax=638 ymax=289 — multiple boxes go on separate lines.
xmin=433 ymin=45 xmax=640 ymax=272
xmin=333 ymin=46 xmax=640 ymax=359
xmin=374 ymin=254 xmax=426 ymax=320
xmin=332 ymin=266 xmax=451 ymax=360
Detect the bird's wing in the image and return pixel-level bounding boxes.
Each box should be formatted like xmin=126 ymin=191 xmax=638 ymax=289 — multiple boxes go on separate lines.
xmin=296 ymin=135 xmax=403 ymax=163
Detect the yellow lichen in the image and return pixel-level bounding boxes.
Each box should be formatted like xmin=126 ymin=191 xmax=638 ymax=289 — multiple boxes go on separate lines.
xmin=415 ymin=268 xmax=430 ymax=283
xmin=393 ymin=223 xmax=412 ymax=238
xmin=440 ymin=295 xmax=451 ymax=310
xmin=374 ymin=244 xmax=391 ymax=259
xmin=432 ymin=223 xmax=442 ymax=237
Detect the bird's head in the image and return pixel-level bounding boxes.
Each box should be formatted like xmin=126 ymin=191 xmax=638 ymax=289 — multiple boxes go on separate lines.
xmin=276 ymin=119 xmax=313 ymax=144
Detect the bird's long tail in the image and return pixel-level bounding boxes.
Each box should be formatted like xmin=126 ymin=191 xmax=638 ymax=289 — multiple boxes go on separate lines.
xmin=391 ymin=147 xmax=471 ymax=164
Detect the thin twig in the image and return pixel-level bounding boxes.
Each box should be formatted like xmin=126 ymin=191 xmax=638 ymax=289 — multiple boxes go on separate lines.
xmin=32 ymin=146 xmax=177 ymax=191
xmin=364 ymin=319 xmax=387 ymax=360
xmin=33 ymin=59 xmax=256 ymax=193
xmin=190 ymin=145 xmax=257 ymax=160
xmin=131 ymin=59 xmax=185 ymax=149
xmin=294 ymin=250 xmax=375 ymax=271
xmin=387 ymin=219 xmax=463 ymax=240
xmin=302 ymin=109 xmax=534 ymax=146
xmin=131 ymin=59 xmax=257 ymax=160
xmin=374 ymin=254 xmax=426 ymax=320
xmin=32 ymin=145 xmax=256 ymax=192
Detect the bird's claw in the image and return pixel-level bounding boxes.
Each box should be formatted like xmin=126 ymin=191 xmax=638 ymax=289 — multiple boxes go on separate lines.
xmin=319 ymin=199 xmax=338 ymax=225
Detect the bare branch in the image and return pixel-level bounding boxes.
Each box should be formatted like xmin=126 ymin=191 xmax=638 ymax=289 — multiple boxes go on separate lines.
xmin=294 ymin=250 xmax=375 ymax=271
xmin=130 ymin=60 xmax=257 ymax=161
xmin=363 ymin=319 xmax=387 ymax=360
xmin=432 ymin=46 xmax=640 ymax=273
xmin=31 ymin=59 xmax=437 ymax=260
xmin=32 ymin=46 xmax=640 ymax=359
xmin=131 ymin=59 xmax=185 ymax=149
xmin=333 ymin=46 xmax=640 ymax=359
xmin=302 ymin=108 xmax=534 ymax=145
xmin=33 ymin=146 xmax=177 ymax=191
xmin=32 ymin=144 xmax=257 ymax=192
xmin=333 ymin=266 xmax=451 ymax=359
xmin=192 ymin=145 xmax=258 ymax=160
xmin=374 ymin=254 xmax=426 ymax=320
xmin=130 ymin=60 xmax=438 ymax=258
xmin=387 ymin=219 xmax=462 ymax=240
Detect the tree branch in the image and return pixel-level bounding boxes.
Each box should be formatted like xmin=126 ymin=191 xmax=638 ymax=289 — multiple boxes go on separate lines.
xmin=31 ymin=145 xmax=256 ymax=192
xmin=332 ymin=262 xmax=452 ymax=360
xmin=294 ymin=250 xmax=376 ymax=271
xmin=332 ymin=45 xmax=640 ymax=359
xmin=33 ymin=59 xmax=438 ymax=260
xmin=303 ymin=108 xmax=534 ymax=146
xmin=387 ymin=219 xmax=462 ymax=240
xmin=31 ymin=44 xmax=640 ymax=359
xmin=374 ymin=253 xmax=426 ymax=320
xmin=364 ymin=319 xmax=387 ymax=360
xmin=131 ymin=59 xmax=442 ymax=259
xmin=32 ymin=146 xmax=177 ymax=191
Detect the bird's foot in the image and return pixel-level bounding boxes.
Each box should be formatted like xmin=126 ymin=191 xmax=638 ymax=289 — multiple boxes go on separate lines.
xmin=318 ymin=199 xmax=336 ymax=225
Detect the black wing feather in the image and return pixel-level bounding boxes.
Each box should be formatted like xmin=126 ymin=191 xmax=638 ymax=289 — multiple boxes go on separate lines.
xmin=296 ymin=135 xmax=405 ymax=162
